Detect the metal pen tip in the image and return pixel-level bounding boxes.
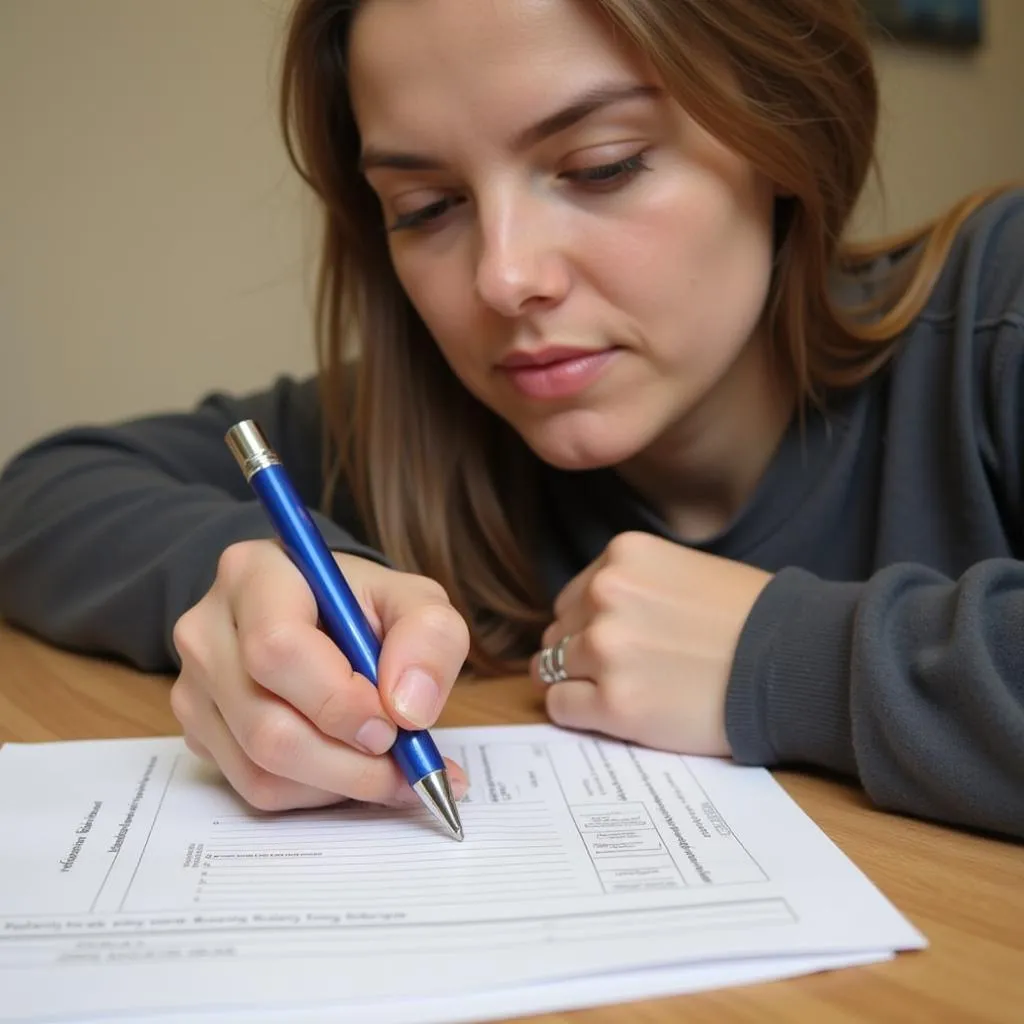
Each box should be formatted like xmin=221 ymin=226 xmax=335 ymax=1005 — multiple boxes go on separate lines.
xmin=413 ymin=769 xmax=465 ymax=841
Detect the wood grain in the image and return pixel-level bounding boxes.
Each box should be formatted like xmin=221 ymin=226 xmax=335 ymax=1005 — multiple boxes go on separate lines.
xmin=1 ymin=622 xmax=1021 ymax=1022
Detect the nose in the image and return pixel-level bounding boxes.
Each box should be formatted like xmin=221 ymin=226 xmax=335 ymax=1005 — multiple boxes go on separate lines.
xmin=473 ymin=191 xmax=570 ymax=318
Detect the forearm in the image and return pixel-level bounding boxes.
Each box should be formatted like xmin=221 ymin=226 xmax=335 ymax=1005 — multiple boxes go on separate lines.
xmin=0 ymin=454 xmax=274 ymax=668
xmin=726 ymin=562 xmax=1024 ymax=839
xmin=0 ymin=377 xmax=382 ymax=671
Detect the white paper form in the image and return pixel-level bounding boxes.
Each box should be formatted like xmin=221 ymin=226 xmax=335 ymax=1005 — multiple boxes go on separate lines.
xmin=0 ymin=724 xmax=925 ymax=1021
xmin=71 ymin=951 xmax=895 ymax=1024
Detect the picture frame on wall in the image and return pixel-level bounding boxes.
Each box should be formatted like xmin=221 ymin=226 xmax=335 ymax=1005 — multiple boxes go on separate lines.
xmin=861 ymin=0 xmax=983 ymax=47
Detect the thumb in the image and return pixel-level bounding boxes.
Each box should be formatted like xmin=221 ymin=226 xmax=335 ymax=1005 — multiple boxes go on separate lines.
xmin=368 ymin=573 xmax=471 ymax=731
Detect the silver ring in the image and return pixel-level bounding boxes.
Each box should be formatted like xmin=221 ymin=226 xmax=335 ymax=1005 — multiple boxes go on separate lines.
xmin=538 ymin=634 xmax=571 ymax=684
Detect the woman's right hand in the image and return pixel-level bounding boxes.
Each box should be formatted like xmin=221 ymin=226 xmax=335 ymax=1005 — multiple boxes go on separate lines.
xmin=169 ymin=539 xmax=470 ymax=812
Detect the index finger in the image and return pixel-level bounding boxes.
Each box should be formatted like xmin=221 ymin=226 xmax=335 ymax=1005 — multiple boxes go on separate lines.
xmin=229 ymin=543 xmax=392 ymax=752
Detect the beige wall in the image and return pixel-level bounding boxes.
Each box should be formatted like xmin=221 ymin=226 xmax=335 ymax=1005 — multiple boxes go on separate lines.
xmin=1 ymin=0 xmax=314 ymax=466
xmin=854 ymin=1 xmax=1024 ymax=236
xmin=2 ymin=0 xmax=1023 ymax=465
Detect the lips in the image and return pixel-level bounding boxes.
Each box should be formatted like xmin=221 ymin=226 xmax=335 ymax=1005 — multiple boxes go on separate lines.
xmin=497 ymin=345 xmax=603 ymax=369
xmin=496 ymin=345 xmax=620 ymax=400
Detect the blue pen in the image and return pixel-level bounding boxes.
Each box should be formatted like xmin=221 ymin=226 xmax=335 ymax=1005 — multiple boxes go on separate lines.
xmin=225 ymin=419 xmax=463 ymax=841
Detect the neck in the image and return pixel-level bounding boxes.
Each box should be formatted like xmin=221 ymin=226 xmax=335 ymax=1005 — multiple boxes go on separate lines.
xmin=617 ymin=334 xmax=795 ymax=542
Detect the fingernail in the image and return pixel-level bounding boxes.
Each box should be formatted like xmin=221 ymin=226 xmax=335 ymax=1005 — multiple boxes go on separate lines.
xmin=392 ymin=668 xmax=440 ymax=729
xmin=354 ymin=717 xmax=396 ymax=756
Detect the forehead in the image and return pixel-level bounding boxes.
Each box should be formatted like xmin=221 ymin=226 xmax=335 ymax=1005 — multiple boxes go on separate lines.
xmin=348 ymin=0 xmax=651 ymax=144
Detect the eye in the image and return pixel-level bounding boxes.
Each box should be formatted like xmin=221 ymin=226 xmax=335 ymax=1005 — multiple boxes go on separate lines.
xmin=562 ymin=150 xmax=651 ymax=192
xmin=388 ymin=195 xmax=465 ymax=233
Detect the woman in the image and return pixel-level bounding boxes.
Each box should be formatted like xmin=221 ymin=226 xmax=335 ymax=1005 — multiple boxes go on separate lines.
xmin=0 ymin=0 xmax=1021 ymax=838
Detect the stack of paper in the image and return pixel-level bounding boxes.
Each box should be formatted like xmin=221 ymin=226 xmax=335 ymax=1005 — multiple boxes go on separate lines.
xmin=0 ymin=724 xmax=925 ymax=1022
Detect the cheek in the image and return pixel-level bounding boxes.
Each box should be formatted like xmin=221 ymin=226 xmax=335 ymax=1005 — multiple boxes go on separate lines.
xmin=391 ymin=251 xmax=483 ymax=375
xmin=594 ymin=173 xmax=774 ymax=368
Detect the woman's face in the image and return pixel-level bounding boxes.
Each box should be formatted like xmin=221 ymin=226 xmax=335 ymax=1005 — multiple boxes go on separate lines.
xmin=349 ymin=0 xmax=776 ymax=471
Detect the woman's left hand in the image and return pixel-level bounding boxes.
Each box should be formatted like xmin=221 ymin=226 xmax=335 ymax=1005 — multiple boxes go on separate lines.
xmin=531 ymin=531 xmax=773 ymax=757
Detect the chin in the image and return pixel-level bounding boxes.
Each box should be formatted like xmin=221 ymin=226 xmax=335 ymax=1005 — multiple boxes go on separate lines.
xmin=516 ymin=413 xmax=648 ymax=472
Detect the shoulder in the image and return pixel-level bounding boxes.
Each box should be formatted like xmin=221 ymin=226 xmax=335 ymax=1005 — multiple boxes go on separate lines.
xmin=919 ymin=185 xmax=1024 ymax=327
xmin=880 ymin=188 xmax=1024 ymax=398
xmin=884 ymin=189 xmax=1024 ymax=509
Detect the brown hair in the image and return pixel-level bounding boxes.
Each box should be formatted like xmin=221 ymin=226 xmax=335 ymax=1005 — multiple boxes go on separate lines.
xmin=278 ymin=0 xmax=1018 ymax=673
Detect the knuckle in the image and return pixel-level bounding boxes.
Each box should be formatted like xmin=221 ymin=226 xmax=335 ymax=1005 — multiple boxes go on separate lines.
xmin=239 ymin=765 xmax=292 ymax=813
xmin=241 ymin=623 xmax=301 ymax=685
xmin=216 ymin=539 xmax=282 ymax=593
xmin=411 ymin=574 xmax=450 ymax=604
xmin=182 ymin=733 xmax=207 ymax=759
xmin=215 ymin=541 xmax=255 ymax=588
xmin=582 ymin=618 xmax=622 ymax=666
xmin=168 ymin=677 xmax=194 ymax=727
xmin=425 ymin=598 xmax=468 ymax=638
xmin=171 ymin=609 xmax=207 ymax=670
xmin=418 ymin=601 xmax=470 ymax=652
xmin=588 ymin=567 xmax=629 ymax=611
xmin=605 ymin=530 xmax=649 ymax=563
xmin=244 ymin=709 xmax=303 ymax=776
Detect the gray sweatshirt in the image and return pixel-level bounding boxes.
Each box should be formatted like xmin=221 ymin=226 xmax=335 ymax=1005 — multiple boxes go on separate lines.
xmin=2 ymin=191 xmax=1023 ymax=841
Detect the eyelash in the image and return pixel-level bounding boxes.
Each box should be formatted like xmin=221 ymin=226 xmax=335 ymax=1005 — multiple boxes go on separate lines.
xmin=569 ymin=150 xmax=651 ymax=188
xmin=387 ymin=150 xmax=651 ymax=233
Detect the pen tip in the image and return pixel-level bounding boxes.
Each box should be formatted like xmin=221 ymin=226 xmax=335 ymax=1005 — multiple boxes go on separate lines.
xmin=413 ymin=769 xmax=465 ymax=842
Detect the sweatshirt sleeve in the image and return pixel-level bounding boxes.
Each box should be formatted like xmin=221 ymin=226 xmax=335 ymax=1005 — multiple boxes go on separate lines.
xmin=727 ymin=190 xmax=1024 ymax=840
xmin=726 ymin=561 xmax=1024 ymax=840
xmin=0 ymin=375 xmax=386 ymax=672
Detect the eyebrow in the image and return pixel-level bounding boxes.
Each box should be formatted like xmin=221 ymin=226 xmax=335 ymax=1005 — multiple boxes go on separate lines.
xmin=358 ymin=83 xmax=662 ymax=174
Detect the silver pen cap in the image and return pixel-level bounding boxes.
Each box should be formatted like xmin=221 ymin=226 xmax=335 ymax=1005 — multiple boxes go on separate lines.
xmin=225 ymin=420 xmax=280 ymax=481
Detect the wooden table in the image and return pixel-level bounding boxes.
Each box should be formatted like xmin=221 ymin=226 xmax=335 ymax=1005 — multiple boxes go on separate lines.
xmin=1 ymin=622 xmax=1021 ymax=1022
